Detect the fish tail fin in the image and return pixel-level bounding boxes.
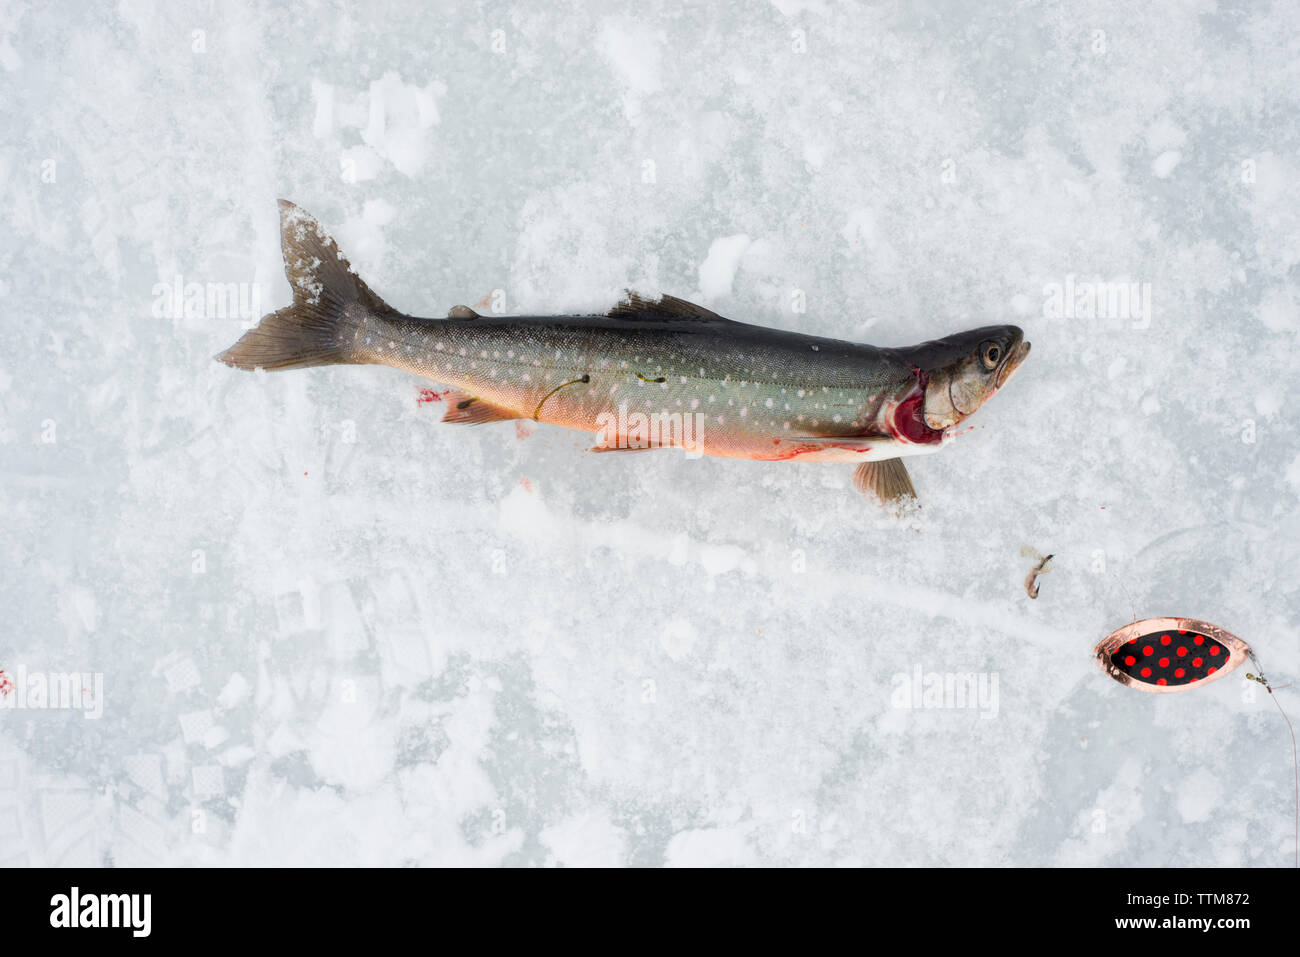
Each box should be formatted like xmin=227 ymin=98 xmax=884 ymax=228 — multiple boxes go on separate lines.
xmin=216 ymin=200 xmax=400 ymax=371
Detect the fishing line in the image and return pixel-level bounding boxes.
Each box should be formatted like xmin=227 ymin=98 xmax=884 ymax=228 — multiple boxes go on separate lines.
xmin=1246 ymin=651 xmax=1299 ymax=869
xmin=1107 ymin=573 xmax=1137 ymax=624
xmin=532 ymin=374 xmax=590 ymax=421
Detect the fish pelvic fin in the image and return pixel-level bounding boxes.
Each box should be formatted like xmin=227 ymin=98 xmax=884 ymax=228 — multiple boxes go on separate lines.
xmin=440 ymin=391 xmax=524 ymax=425
xmin=853 ymin=458 xmax=918 ymax=506
xmin=215 ymin=200 xmax=400 ymax=371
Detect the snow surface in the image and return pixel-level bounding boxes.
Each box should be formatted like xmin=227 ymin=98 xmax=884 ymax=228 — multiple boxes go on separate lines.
xmin=2 ymin=0 xmax=1299 ymax=867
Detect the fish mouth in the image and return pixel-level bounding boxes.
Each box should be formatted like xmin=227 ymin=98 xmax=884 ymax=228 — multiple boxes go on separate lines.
xmin=935 ymin=336 xmax=1031 ymax=428
xmin=995 ymin=339 xmax=1030 ymax=389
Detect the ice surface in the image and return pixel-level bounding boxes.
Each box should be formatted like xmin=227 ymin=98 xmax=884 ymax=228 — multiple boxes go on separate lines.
xmin=2 ymin=0 xmax=1299 ymax=867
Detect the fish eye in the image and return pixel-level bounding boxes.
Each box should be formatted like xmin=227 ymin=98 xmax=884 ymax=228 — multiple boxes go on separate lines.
xmin=981 ymin=343 xmax=1001 ymax=370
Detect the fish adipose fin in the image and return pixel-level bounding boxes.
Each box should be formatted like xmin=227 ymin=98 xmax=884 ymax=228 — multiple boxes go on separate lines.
xmin=608 ymin=291 xmax=725 ymax=323
xmin=441 ymin=391 xmax=523 ymax=425
xmin=448 ymin=305 xmax=480 ymax=319
xmin=853 ymin=458 xmax=917 ymax=504
xmin=215 ymin=200 xmax=399 ymax=371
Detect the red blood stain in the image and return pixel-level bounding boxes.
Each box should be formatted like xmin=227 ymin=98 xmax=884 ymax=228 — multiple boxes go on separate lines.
xmin=520 ymin=478 xmax=532 ymax=492
xmin=0 ymin=670 xmax=12 ymax=697
xmin=515 ymin=422 xmax=533 ymax=441
xmin=892 ymin=381 xmax=944 ymax=446
xmin=769 ymin=439 xmax=882 ymax=462
xmin=418 ymin=388 xmax=449 ymax=405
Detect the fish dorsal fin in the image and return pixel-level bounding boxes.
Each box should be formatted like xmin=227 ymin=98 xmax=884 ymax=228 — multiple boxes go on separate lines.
xmin=448 ymin=305 xmax=480 ymax=319
xmin=853 ymin=458 xmax=918 ymax=505
xmin=607 ymin=291 xmax=725 ymax=323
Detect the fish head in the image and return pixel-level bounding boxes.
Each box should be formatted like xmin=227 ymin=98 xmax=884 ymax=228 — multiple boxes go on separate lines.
xmin=902 ymin=325 xmax=1030 ymax=431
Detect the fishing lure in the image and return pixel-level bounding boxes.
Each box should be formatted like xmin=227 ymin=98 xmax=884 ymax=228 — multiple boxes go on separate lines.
xmin=1095 ymin=617 xmax=1249 ymax=692
xmin=1095 ymin=616 xmax=1297 ymax=866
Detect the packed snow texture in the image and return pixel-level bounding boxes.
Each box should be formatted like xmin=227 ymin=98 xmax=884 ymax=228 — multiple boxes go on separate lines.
xmin=2 ymin=0 xmax=1298 ymax=867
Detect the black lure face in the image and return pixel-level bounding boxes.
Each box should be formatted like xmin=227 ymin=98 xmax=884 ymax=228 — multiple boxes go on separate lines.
xmin=1095 ymin=618 xmax=1249 ymax=693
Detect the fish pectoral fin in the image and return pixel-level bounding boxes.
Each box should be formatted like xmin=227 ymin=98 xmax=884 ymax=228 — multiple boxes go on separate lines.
xmin=853 ymin=458 xmax=918 ymax=505
xmin=440 ymin=391 xmax=523 ymax=425
xmin=448 ymin=305 xmax=480 ymax=319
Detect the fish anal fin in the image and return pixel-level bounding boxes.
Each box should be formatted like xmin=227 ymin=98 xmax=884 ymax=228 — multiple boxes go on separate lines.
xmin=441 ymin=391 xmax=523 ymax=425
xmin=448 ymin=305 xmax=480 ymax=319
xmin=608 ymin=291 xmax=725 ymax=323
xmin=588 ymin=442 xmax=662 ymax=453
xmin=853 ymin=458 xmax=918 ymax=505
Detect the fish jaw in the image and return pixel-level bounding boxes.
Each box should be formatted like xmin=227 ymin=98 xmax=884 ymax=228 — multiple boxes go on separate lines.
xmin=921 ymin=331 xmax=1030 ymax=430
xmin=996 ymin=340 xmax=1030 ymax=389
